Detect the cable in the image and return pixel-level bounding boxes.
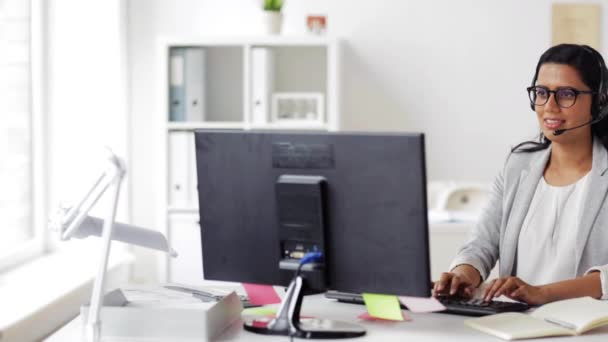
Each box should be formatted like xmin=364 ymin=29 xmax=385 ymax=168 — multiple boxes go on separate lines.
xmin=295 ymin=251 xmax=324 ymax=277
xmin=288 ymin=251 xmax=324 ymax=341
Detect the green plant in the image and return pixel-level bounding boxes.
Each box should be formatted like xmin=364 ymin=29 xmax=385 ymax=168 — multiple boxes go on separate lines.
xmin=264 ymin=0 xmax=283 ymax=11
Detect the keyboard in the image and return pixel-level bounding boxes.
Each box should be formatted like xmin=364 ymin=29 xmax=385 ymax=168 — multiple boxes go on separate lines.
xmin=324 ymin=291 xmax=529 ymax=317
xmin=436 ymin=296 xmax=529 ymax=316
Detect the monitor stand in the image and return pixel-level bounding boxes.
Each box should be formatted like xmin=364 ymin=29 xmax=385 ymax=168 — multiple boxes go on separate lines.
xmin=243 ymin=275 xmax=366 ymax=339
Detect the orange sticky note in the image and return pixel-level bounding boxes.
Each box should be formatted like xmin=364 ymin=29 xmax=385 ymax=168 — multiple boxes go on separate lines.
xmin=242 ymin=283 xmax=282 ymax=305
xmin=358 ymin=311 xmax=411 ymax=322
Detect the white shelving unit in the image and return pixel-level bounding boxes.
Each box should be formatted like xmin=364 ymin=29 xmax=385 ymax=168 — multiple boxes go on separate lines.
xmin=156 ymin=36 xmax=341 ymax=284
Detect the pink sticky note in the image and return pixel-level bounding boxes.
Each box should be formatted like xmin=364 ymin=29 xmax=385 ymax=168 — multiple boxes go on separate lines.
xmin=398 ymin=296 xmax=446 ymax=313
xmin=358 ymin=312 xmax=411 ymax=322
xmin=242 ymin=283 xmax=282 ymax=305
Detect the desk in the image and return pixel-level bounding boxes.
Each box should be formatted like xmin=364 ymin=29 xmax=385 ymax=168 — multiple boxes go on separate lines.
xmin=46 ymin=293 xmax=608 ymax=341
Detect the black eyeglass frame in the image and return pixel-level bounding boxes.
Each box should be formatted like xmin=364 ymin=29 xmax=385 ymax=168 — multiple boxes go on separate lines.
xmin=527 ymin=86 xmax=597 ymax=108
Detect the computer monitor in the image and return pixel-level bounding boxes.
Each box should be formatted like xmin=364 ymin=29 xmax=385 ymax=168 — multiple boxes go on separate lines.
xmin=194 ymin=130 xmax=430 ymax=338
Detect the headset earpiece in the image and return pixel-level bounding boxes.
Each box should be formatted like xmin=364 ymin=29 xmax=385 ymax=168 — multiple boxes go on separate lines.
xmin=598 ymin=66 xmax=608 ymax=109
xmin=583 ymin=46 xmax=608 ymax=118
xmin=529 ymin=72 xmax=539 ymax=111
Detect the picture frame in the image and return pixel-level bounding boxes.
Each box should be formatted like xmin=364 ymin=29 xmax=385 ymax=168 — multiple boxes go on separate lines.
xmin=271 ymin=92 xmax=325 ymax=125
xmin=306 ymin=15 xmax=327 ymax=35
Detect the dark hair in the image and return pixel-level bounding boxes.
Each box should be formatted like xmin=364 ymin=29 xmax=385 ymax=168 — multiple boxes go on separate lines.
xmin=512 ymin=44 xmax=608 ymax=153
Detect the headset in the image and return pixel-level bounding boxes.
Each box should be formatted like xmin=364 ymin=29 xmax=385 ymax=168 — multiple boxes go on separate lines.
xmin=529 ymin=45 xmax=608 ymax=136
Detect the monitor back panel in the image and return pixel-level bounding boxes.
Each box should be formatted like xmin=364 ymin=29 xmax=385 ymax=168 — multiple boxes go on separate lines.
xmin=194 ymin=131 xmax=431 ymax=297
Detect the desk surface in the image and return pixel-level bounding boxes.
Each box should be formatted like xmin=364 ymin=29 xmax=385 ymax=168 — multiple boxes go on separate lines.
xmin=46 ymin=293 xmax=608 ymax=341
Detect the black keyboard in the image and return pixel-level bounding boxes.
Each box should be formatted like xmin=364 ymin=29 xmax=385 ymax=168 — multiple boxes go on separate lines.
xmin=436 ymin=296 xmax=529 ymax=316
xmin=324 ymin=291 xmax=529 ymax=317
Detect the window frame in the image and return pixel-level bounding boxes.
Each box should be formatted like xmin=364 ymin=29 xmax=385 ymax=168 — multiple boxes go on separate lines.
xmin=0 ymin=0 xmax=47 ymax=271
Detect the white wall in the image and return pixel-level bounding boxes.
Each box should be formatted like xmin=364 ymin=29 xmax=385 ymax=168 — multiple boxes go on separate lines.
xmin=127 ymin=0 xmax=608 ymax=281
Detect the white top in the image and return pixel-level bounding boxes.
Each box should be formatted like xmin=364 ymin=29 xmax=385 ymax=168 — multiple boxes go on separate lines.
xmin=516 ymin=173 xmax=590 ymax=285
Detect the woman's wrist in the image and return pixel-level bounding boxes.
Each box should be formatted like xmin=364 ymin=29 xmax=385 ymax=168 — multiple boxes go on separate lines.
xmin=537 ymin=285 xmax=554 ymax=303
xmin=537 ymin=272 xmax=602 ymax=304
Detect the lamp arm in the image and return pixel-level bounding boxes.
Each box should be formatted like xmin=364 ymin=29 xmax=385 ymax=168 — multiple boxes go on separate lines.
xmin=61 ymin=171 xmax=106 ymax=231
xmin=62 ymin=171 xmax=115 ymax=240
xmin=50 ymin=149 xmax=173 ymax=341
xmin=85 ymin=166 xmax=124 ymax=342
xmin=60 ymin=151 xmax=125 ymax=240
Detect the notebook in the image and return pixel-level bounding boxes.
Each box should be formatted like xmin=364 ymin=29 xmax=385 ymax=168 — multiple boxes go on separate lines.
xmin=464 ymin=297 xmax=608 ymax=340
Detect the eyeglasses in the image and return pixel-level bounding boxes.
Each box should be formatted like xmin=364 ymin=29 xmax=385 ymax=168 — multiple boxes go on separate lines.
xmin=527 ymin=86 xmax=596 ymax=108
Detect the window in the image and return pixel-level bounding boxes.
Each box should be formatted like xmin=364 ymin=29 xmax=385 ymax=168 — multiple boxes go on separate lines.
xmin=0 ymin=0 xmax=45 ymax=270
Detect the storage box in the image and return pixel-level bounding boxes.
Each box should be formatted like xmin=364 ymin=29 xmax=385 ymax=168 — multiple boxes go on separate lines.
xmin=80 ymin=286 xmax=242 ymax=341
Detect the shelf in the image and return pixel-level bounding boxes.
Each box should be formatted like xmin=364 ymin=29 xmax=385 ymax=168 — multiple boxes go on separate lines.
xmin=159 ymin=36 xmax=341 ymax=284
xmin=249 ymin=122 xmax=329 ymax=131
xmin=167 ymin=122 xmax=245 ymax=131
xmin=167 ymin=207 xmax=199 ymax=214
xmin=168 ymin=122 xmax=330 ymax=132
xmin=159 ymin=35 xmax=337 ymax=48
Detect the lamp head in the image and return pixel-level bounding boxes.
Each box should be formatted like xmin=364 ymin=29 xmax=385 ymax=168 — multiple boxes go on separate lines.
xmin=103 ymin=147 xmax=126 ymax=176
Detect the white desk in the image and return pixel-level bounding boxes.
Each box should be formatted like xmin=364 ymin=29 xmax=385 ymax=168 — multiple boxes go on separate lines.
xmin=46 ymin=293 xmax=608 ymax=341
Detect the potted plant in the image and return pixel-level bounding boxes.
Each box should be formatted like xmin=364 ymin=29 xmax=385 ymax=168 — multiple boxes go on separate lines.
xmin=260 ymin=0 xmax=284 ymax=34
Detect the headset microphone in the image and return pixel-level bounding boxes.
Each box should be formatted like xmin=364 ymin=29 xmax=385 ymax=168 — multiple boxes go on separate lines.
xmin=553 ymin=105 xmax=608 ymax=136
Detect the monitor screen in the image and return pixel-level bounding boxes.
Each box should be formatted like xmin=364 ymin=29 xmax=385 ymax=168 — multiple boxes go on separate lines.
xmin=195 ymin=130 xmax=431 ymax=297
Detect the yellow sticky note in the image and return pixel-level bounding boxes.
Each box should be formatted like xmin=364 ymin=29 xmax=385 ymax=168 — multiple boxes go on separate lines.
xmin=362 ymin=293 xmax=404 ymax=321
xmin=242 ymin=307 xmax=278 ymax=316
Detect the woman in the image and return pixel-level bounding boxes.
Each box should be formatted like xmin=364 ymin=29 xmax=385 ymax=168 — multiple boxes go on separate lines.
xmin=433 ymin=44 xmax=608 ymax=305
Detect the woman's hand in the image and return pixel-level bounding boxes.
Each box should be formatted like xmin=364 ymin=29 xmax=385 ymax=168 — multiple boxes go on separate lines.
xmin=433 ymin=264 xmax=481 ymax=298
xmin=483 ymin=276 xmax=550 ymax=305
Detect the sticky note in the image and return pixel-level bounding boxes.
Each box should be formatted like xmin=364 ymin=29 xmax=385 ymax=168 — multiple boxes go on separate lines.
xmin=358 ymin=311 xmax=411 ymax=322
xmin=242 ymin=307 xmax=278 ymax=316
xmin=242 ymin=307 xmax=315 ymax=320
xmin=398 ymin=296 xmax=446 ymax=313
xmin=361 ymin=293 xmax=404 ymax=321
xmin=242 ymin=283 xmax=282 ymax=305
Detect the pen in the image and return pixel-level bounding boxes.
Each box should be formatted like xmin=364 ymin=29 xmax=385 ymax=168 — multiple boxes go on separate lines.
xmin=164 ymin=285 xmax=221 ymax=300
xmin=192 ymin=292 xmax=217 ymax=302
xmin=544 ymin=318 xmax=576 ymax=330
xmin=164 ymin=285 xmax=260 ymax=307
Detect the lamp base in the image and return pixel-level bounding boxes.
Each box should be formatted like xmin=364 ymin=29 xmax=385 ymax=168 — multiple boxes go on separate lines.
xmin=243 ymin=276 xmax=366 ymax=339
xmin=244 ymin=317 xmax=366 ymax=339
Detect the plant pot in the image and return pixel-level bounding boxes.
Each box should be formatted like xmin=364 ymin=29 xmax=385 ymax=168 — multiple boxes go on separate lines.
xmin=262 ymin=11 xmax=282 ymax=34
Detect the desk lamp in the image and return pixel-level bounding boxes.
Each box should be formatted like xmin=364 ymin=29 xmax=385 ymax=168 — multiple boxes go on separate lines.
xmin=49 ymin=149 xmax=177 ymax=341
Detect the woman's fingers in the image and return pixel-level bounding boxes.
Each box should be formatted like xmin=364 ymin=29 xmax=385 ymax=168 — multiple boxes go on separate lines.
xmin=434 ymin=272 xmax=472 ymax=297
xmin=433 ymin=272 xmax=453 ymax=296
xmin=484 ymin=277 xmax=523 ymax=301
xmin=509 ymin=285 xmax=527 ymax=300
xmin=433 ymin=271 xmax=479 ymax=297
xmin=483 ymin=278 xmax=504 ymax=301
xmin=495 ymin=277 xmax=520 ymax=298
xmin=450 ymin=276 xmax=462 ymax=295
xmin=462 ymin=285 xmax=475 ymax=298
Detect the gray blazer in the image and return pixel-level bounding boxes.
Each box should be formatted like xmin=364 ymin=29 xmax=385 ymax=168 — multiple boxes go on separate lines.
xmin=450 ymin=138 xmax=608 ymax=297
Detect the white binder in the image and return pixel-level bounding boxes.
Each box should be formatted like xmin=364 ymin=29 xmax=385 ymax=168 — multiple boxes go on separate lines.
xmin=251 ymin=47 xmax=275 ymax=125
xmin=184 ymin=47 xmax=206 ymax=121
xmin=169 ymin=47 xmax=206 ymax=122
xmin=169 ymin=131 xmax=197 ymax=208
